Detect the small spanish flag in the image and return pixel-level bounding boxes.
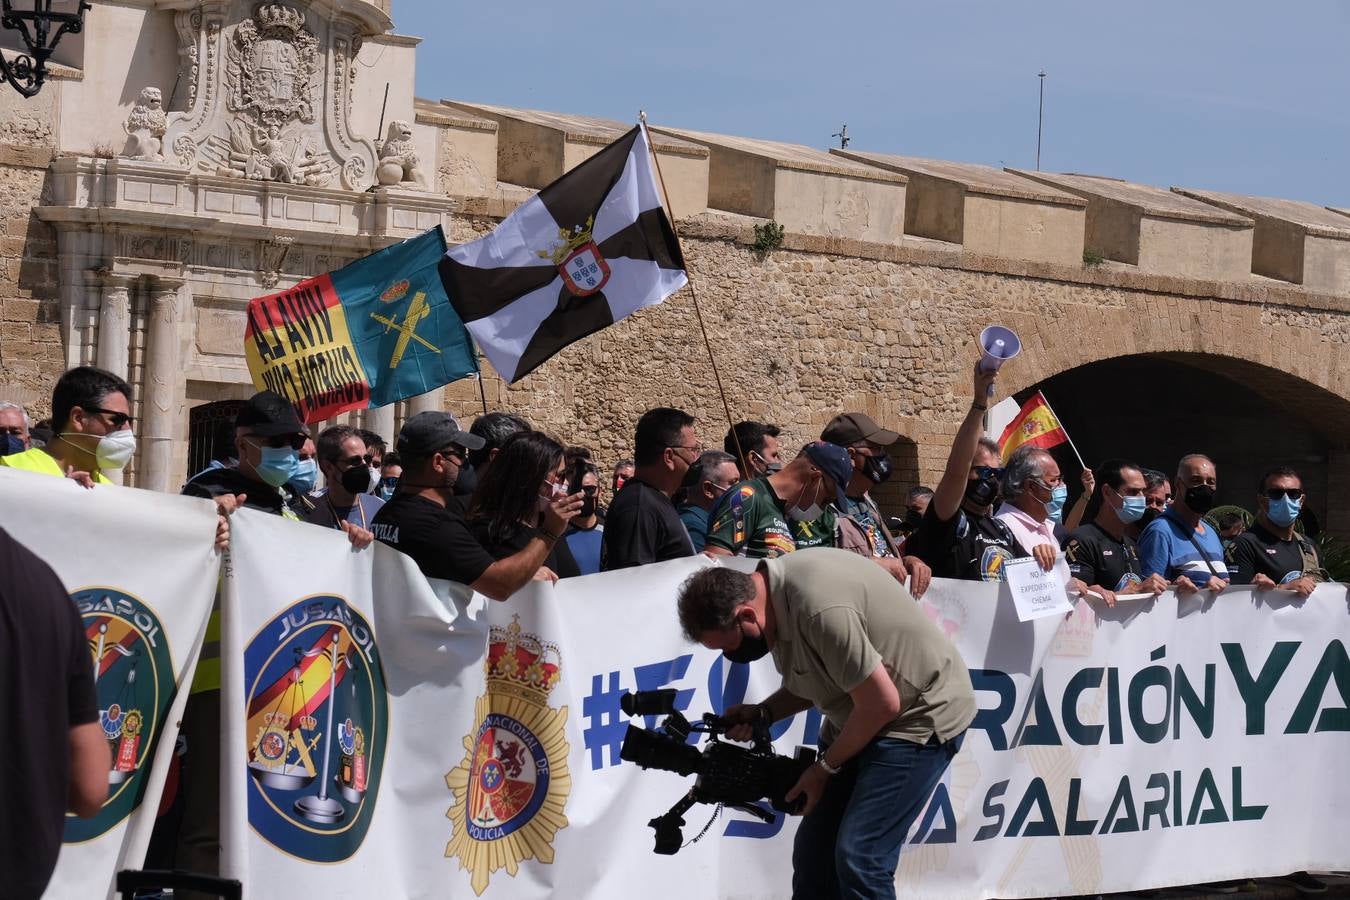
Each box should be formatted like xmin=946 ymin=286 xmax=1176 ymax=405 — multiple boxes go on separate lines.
xmin=998 ymin=391 xmax=1069 ymax=462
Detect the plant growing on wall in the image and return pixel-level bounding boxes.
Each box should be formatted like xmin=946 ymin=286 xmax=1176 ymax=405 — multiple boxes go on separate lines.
xmin=752 ymin=221 xmax=785 ymax=253
xmin=1083 ymin=249 xmax=1105 ymax=267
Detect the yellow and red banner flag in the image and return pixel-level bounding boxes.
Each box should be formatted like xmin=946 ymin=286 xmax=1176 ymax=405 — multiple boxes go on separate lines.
xmin=244 ymin=226 xmax=478 ymax=423
xmin=998 ymin=391 xmax=1069 ymax=461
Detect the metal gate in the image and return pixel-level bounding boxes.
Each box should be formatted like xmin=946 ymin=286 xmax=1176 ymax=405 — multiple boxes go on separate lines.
xmin=186 ymin=400 xmax=246 ymax=479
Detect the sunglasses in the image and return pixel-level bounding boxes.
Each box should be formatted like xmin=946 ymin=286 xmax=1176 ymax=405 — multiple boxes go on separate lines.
xmin=438 ymin=444 xmax=469 ymax=462
xmin=248 ymin=432 xmax=306 ymax=450
xmin=85 ymin=406 xmax=135 ymax=429
xmin=338 ymin=454 xmax=375 ymax=468
xmin=1264 ymin=488 xmax=1304 ymax=501
xmin=580 ymin=485 xmax=599 ymax=496
xmin=974 ymin=466 xmax=1005 ymax=480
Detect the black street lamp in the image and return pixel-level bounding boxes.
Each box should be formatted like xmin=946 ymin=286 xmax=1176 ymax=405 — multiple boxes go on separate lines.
xmin=1 ymin=0 xmax=91 ymax=98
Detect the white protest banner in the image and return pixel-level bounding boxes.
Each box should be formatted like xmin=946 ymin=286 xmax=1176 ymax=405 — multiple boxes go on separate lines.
xmin=0 ymin=469 xmax=220 ymax=900
xmin=212 ymin=519 xmax=1350 ymax=899
xmin=1004 ymin=556 xmax=1075 ymax=622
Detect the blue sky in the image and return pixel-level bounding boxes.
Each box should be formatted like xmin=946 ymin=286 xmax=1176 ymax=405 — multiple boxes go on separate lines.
xmin=397 ymin=0 xmax=1350 ymax=207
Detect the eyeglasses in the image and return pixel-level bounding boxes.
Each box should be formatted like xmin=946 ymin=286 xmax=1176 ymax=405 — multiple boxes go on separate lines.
xmin=581 ymin=485 xmax=599 ymax=496
xmin=248 ymin=432 xmax=306 ymax=450
xmin=85 ymin=406 xmax=135 ymax=429
xmin=668 ymin=444 xmax=704 ymax=455
xmin=1265 ymin=488 xmax=1304 ymax=501
xmin=973 ymin=466 xmax=1005 ymax=480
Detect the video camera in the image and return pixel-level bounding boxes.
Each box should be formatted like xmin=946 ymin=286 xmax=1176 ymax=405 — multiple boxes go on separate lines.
xmin=618 ymin=689 xmax=817 ymax=855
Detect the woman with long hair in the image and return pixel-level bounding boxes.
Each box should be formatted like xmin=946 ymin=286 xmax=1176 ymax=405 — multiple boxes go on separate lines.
xmin=467 ymin=430 xmax=581 ymax=578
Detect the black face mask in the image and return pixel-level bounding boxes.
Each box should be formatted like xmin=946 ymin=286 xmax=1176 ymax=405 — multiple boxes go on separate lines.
xmin=1137 ymin=507 xmax=1161 ymax=529
xmin=902 ymin=508 xmax=924 ymax=531
xmin=340 ymin=465 xmax=372 ymax=495
xmin=965 ymin=473 xmax=999 ymax=508
xmin=724 ymin=621 xmax=770 ymax=664
xmin=863 ymin=453 xmax=892 ymax=485
xmin=1185 ymin=485 xmax=1216 ymax=515
xmin=579 ymin=496 xmax=596 ymax=518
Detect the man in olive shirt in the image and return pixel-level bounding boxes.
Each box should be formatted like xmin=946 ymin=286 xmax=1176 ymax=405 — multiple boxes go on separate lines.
xmin=678 ymin=549 xmax=974 ymax=900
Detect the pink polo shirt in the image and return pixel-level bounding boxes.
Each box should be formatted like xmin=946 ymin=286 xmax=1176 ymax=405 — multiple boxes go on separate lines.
xmin=995 ymin=501 xmax=1057 ymax=556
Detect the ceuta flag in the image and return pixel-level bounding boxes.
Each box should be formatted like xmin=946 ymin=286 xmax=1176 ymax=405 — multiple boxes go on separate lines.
xmin=439 ymin=124 xmax=687 ymax=383
xmin=998 ymin=391 xmax=1070 ymax=462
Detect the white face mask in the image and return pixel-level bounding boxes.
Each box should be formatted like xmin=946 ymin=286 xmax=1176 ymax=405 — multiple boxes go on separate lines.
xmin=95 ymin=429 xmax=137 ymax=470
xmin=788 ymin=478 xmax=824 ymax=522
xmin=368 ymin=466 xmax=381 ymax=493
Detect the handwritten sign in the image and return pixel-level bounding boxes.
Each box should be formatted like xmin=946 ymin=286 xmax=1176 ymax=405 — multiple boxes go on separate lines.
xmin=1004 ymin=556 xmax=1076 ymax=622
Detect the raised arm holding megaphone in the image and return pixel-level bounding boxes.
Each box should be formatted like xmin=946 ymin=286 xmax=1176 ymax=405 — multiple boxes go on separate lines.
xmin=905 ymin=328 xmax=1042 ymax=583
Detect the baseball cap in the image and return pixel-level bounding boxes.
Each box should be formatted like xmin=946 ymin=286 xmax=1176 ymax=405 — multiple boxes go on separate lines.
xmin=396 ymin=411 xmax=486 ymax=457
xmin=802 ymin=441 xmax=852 ymax=511
xmin=821 ymin=412 xmax=901 ymax=447
xmin=235 ymin=390 xmax=307 ymax=437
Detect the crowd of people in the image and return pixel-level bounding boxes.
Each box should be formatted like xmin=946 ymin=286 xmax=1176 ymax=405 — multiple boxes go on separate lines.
xmin=0 ymin=356 xmax=1338 ymax=899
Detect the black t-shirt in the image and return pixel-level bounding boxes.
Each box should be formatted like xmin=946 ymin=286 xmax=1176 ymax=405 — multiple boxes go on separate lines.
xmin=371 ymin=493 xmax=496 ymax=586
xmin=601 ymin=478 xmax=694 ymax=570
xmin=1226 ymin=521 xmax=1324 ymax=585
xmin=908 ymin=504 xmax=1026 ymax=582
xmin=0 ymin=527 xmax=99 ymax=899
xmin=1063 ymin=521 xmax=1143 ymax=591
xmin=469 ymin=519 xmax=582 ymax=579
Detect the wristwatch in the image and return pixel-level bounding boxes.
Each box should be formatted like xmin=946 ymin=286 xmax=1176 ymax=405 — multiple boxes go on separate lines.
xmin=817 ymin=755 xmax=841 ymax=776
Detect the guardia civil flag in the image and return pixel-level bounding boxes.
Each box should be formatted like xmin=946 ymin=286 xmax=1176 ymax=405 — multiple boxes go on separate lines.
xmin=998 ymin=390 xmax=1070 ymax=462
xmin=439 ymin=124 xmax=687 ymax=383
xmin=244 ymin=226 xmax=479 ymax=423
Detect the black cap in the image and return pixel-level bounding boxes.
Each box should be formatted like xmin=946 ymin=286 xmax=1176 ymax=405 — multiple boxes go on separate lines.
xmin=396 ymin=411 xmax=486 ymax=457
xmin=235 ymin=390 xmax=307 ymax=437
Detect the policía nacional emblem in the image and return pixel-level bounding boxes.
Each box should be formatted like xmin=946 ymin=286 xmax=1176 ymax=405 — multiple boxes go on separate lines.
xmin=69 ymin=588 xmax=175 ymax=842
xmin=445 ymin=616 xmax=572 ymax=895
xmin=537 ymin=214 xmax=611 ymax=297
xmin=244 ymin=595 xmax=388 ymax=863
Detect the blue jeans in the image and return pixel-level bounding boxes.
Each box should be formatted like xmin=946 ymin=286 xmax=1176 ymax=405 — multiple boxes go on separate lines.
xmin=792 ymin=732 xmax=964 ymax=900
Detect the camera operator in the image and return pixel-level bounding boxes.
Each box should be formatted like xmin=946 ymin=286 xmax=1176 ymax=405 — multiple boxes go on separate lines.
xmin=677 ymin=550 xmax=974 ymax=900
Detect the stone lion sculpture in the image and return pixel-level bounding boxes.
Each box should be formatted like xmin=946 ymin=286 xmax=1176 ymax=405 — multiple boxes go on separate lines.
xmin=123 ymin=86 xmax=167 ymax=161
xmin=375 ymin=119 xmax=426 ymax=188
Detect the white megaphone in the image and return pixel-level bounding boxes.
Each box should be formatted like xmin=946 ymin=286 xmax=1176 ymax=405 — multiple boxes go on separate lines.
xmin=977 ymin=325 xmax=1021 ymax=395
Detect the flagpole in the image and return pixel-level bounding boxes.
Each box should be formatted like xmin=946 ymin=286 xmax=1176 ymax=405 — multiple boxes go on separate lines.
xmin=638 ymin=112 xmax=749 ymax=475
xmin=1036 ymin=390 xmax=1087 ymax=471
xmin=476 ymin=372 xmax=489 ymax=416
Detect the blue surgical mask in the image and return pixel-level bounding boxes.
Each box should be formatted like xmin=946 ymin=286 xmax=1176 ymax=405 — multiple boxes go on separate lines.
xmin=0 ymin=434 xmax=24 ymax=457
xmin=289 ymin=458 xmax=318 ymax=494
xmin=1039 ymin=482 xmax=1068 ymax=521
xmin=1267 ymin=495 xmax=1301 ymax=528
xmin=252 ymin=443 xmax=299 ymax=488
xmin=378 ymin=476 xmax=398 ymax=500
xmin=1117 ymin=493 xmax=1147 ymax=524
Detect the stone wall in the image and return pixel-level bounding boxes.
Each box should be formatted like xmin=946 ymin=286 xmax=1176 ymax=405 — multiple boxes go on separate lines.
xmin=0 ymin=83 xmax=63 ymax=415
xmin=439 ymin=213 xmax=1350 ymax=529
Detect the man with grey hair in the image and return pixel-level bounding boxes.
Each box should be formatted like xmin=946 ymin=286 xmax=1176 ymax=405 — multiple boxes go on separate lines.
xmin=0 ymin=401 xmax=30 ymax=457
xmin=677 ymin=449 xmax=740 ymax=552
xmin=995 ymin=445 xmax=1096 ymax=600
xmin=1138 ymin=453 xmax=1229 ymax=594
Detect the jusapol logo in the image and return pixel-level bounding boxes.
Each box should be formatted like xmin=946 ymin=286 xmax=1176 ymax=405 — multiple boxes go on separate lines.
xmin=244 ymin=595 xmax=388 ymax=863
xmin=68 ymin=588 xmax=175 ymax=842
